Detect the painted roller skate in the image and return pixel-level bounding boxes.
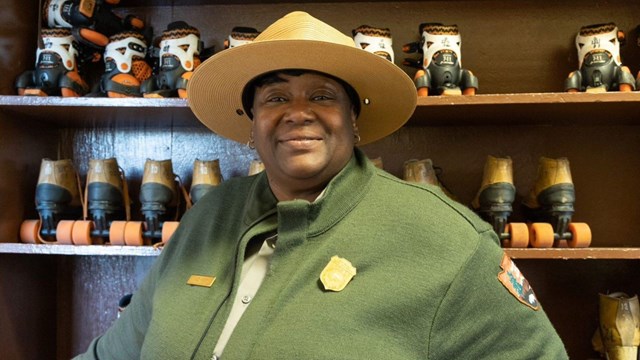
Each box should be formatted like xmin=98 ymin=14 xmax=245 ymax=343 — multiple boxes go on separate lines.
xmin=352 ymin=25 xmax=394 ymax=62
xmin=403 ymin=158 xmax=456 ymax=200
xmin=248 ymin=159 xmax=265 ymax=176
xmin=403 ymin=23 xmax=478 ymax=96
xmin=471 ymin=156 xmax=528 ymax=248
xmin=224 ymin=26 xmax=260 ymax=49
xmin=15 ymin=28 xmax=90 ymax=96
xmin=190 ymin=159 xmax=223 ymax=204
xmin=592 ymin=292 xmax=640 ymax=360
xmin=91 ymin=31 xmax=152 ymax=97
xmin=56 ymin=158 xmax=131 ymax=245
xmin=20 ymin=159 xmax=83 ymax=244
xmin=110 ymin=159 xmax=185 ymax=246
xmin=369 ymin=157 xmax=384 ymax=169
xmin=43 ymin=0 xmax=145 ymax=63
xmin=522 ymin=157 xmax=591 ymax=248
xmin=142 ymin=21 xmax=202 ymax=98
xmin=565 ymin=23 xmax=635 ymax=93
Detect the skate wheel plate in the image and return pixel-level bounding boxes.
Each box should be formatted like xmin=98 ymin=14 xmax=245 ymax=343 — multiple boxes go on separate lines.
xmin=72 ymin=220 xmax=94 ymax=245
xmin=57 ymin=220 xmax=76 ymax=244
xmin=529 ymin=223 xmax=554 ymax=248
xmin=567 ymin=222 xmax=592 ymax=248
xmin=503 ymin=222 xmax=529 ymax=248
xmin=161 ymin=221 xmax=180 ymax=243
xmin=20 ymin=220 xmax=41 ymax=243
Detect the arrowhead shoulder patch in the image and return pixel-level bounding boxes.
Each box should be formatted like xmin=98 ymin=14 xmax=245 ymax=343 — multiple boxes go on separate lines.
xmin=498 ymin=253 xmax=540 ymax=310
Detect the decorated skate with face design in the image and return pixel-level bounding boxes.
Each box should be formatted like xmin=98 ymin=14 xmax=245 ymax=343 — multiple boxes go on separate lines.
xmin=142 ymin=21 xmax=206 ymax=98
xmin=403 ymin=23 xmax=478 ymax=96
xmin=352 ymin=25 xmax=394 ymax=62
xmin=91 ymin=31 xmax=152 ymax=97
xmin=43 ymin=0 xmax=146 ymax=65
xmin=565 ymin=23 xmax=635 ymax=93
xmin=15 ymin=28 xmax=90 ymax=96
xmin=224 ymin=27 xmax=260 ymax=49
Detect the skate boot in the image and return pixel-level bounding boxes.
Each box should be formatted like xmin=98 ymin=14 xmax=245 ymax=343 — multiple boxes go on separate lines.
xmin=224 ymin=26 xmax=260 ymax=49
xmin=352 ymin=25 xmax=394 ymax=62
xmin=565 ymin=23 xmax=635 ymax=93
xmin=93 ymin=31 xmax=152 ymax=97
xmin=370 ymin=157 xmax=384 ymax=169
xmin=190 ymin=159 xmax=223 ymax=204
xmin=248 ymin=159 xmax=265 ymax=176
xmin=20 ymin=159 xmax=82 ymax=243
xmin=61 ymin=158 xmax=130 ymax=245
xmin=523 ymin=157 xmax=591 ymax=248
xmin=402 ymin=23 xmax=478 ymax=96
xmin=15 ymin=28 xmax=90 ymax=97
xmin=471 ymin=156 xmax=528 ymax=247
xmin=592 ymin=292 xmax=640 ymax=360
xmin=142 ymin=21 xmax=202 ymax=98
xmin=403 ymin=158 xmax=456 ymax=200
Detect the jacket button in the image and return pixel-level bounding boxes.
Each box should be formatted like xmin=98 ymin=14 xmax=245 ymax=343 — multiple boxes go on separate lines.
xmin=241 ymin=295 xmax=252 ymax=304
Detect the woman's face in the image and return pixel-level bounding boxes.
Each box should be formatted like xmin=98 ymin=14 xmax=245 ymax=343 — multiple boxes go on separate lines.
xmin=251 ymin=72 xmax=357 ymax=199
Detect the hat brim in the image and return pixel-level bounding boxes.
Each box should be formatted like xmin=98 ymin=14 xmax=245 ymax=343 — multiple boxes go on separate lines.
xmin=187 ymin=39 xmax=417 ymax=145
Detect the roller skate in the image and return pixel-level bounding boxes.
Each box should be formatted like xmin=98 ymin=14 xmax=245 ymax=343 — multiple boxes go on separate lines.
xmin=142 ymin=21 xmax=203 ymax=98
xmin=471 ymin=156 xmax=528 ymax=248
xmin=20 ymin=159 xmax=83 ymax=244
xmin=110 ymin=159 xmax=184 ymax=246
xmin=248 ymin=159 xmax=264 ymax=176
xmin=522 ymin=157 xmax=591 ymax=248
xmin=352 ymin=25 xmax=394 ymax=62
xmin=90 ymin=31 xmax=152 ymax=97
xmin=592 ymin=292 xmax=640 ymax=360
xmin=369 ymin=157 xmax=384 ymax=169
xmin=190 ymin=159 xmax=223 ymax=204
xmin=403 ymin=158 xmax=457 ymax=200
xmin=43 ymin=0 xmax=146 ymax=64
xmin=565 ymin=23 xmax=635 ymax=93
xmin=57 ymin=158 xmax=130 ymax=245
xmin=403 ymin=23 xmax=478 ymax=96
xmin=224 ymin=26 xmax=260 ymax=49
xmin=15 ymin=28 xmax=90 ymax=97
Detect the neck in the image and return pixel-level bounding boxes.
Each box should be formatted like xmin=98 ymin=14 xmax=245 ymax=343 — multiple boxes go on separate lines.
xmin=268 ymin=179 xmax=326 ymax=202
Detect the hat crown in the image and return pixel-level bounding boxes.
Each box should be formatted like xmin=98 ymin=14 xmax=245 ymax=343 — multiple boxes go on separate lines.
xmin=255 ymin=11 xmax=355 ymax=48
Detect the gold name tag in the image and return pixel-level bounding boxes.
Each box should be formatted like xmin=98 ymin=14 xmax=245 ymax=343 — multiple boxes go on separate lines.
xmin=187 ymin=275 xmax=216 ymax=288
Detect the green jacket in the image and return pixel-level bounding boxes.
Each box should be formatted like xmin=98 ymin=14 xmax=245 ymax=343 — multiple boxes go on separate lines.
xmin=77 ymin=148 xmax=568 ymax=359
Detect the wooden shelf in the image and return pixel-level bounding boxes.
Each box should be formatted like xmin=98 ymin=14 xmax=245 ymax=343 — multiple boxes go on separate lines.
xmin=0 ymin=243 xmax=161 ymax=256
xmin=3 ymin=92 xmax=640 ymax=128
xmin=505 ymin=247 xmax=640 ymax=260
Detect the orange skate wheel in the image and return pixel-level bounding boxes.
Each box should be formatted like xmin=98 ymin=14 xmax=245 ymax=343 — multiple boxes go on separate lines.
xmin=503 ymin=223 xmax=529 ymax=248
xmin=567 ymin=222 xmax=592 ymax=248
xmin=109 ymin=221 xmax=127 ymax=245
xmin=20 ymin=220 xmax=41 ymax=243
xmin=56 ymin=220 xmax=75 ymax=244
xmin=529 ymin=223 xmax=554 ymax=248
xmin=124 ymin=221 xmax=144 ymax=246
xmin=161 ymin=221 xmax=180 ymax=243
xmin=71 ymin=220 xmax=94 ymax=245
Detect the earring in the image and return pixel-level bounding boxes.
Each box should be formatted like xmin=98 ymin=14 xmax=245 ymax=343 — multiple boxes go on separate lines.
xmin=247 ymin=133 xmax=255 ymax=150
xmin=354 ymin=133 xmax=361 ymax=144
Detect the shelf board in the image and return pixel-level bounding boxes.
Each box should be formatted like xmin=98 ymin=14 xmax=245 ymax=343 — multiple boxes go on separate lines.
xmin=2 ymin=92 xmax=640 ymax=128
xmin=504 ymin=247 xmax=640 ymax=260
xmin=0 ymin=243 xmax=161 ymax=256
xmin=0 ymin=243 xmax=639 ymax=259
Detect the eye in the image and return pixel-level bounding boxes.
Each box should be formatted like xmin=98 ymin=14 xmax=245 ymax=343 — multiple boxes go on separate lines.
xmin=266 ymin=95 xmax=287 ymax=103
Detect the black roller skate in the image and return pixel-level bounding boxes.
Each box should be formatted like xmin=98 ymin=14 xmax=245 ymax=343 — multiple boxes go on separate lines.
xmin=20 ymin=159 xmax=83 ymax=244
xmin=189 ymin=159 xmax=223 ymax=204
xmin=565 ymin=23 xmax=635 ymax=93
xmin=471 ymin=156 xmax=528 ymax=248
xmin=15 ymin=28 xmax=90 ymax=97
xmin=403 ymin=23 xmax=478 ymax=96
xmin=523 ymin=157 xmax=591 ymax=248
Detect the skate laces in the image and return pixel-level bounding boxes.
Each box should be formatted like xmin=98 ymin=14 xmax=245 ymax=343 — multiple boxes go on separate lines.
xmin=105 ymin=37 xmax=147 ymax=73
xmin=160 ymin=34 xmax=200 ymax=71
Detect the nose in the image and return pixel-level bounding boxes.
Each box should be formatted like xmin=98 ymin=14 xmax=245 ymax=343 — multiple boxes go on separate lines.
xmin=283 ymin=99 xmax=315 ymax=124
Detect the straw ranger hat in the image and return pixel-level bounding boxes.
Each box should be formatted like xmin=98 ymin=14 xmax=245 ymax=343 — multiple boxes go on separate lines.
xmin=187 ymin=11 xmax=417 ymax=145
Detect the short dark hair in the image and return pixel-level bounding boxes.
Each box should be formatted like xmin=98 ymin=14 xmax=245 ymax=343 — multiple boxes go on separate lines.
xmin=241 ymin=69 xmax=361 ymax=119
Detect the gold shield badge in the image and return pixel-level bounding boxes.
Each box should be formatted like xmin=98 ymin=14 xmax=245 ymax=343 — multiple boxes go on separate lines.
xmin=320 ymin=256 xmax=356 ymax=292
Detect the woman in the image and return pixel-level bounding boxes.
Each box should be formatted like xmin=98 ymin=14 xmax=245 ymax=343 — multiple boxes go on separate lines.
xmin=76 ymin=11 xmax=567 ymax=359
